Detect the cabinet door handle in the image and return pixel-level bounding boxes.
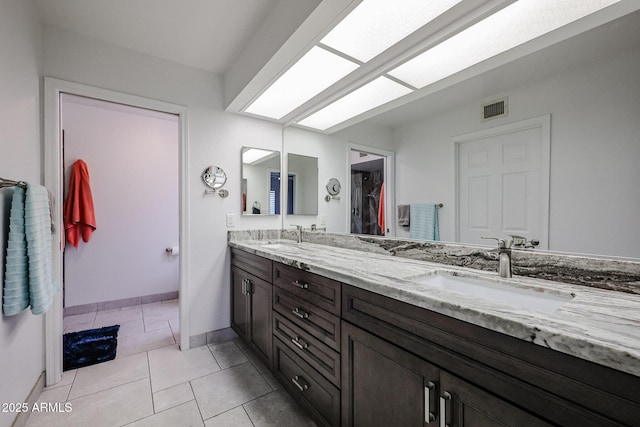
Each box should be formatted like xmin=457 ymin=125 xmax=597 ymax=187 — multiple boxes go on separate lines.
xmin=425 ymin=381 xmax=436 ymax=423
xmin=292 ymin=280 xmax=309 ymax=289
xmin=292 ymin=308 xmax=310 ymax=319
xmin=440 ymin=391 xmax=452 ymax=427
xmin=291 ymin=375 xmax=309 ymax=392
xmin=291 ymin=336 xmax=309 ymax=350
xmin=245 ymin=279 xmax=252 ymax=295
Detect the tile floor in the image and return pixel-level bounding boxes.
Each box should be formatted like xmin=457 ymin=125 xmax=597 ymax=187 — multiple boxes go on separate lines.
xmin=26 ymin=300 xmax=316 ymax=427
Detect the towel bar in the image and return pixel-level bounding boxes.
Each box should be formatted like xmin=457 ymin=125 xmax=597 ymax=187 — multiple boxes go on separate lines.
xmin=0 ymin=177 xmax=27 ymax=189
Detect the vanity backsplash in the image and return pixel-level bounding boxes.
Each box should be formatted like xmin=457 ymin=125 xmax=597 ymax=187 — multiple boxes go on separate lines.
xmin=228 ymin=230 xmax=640 ymax=295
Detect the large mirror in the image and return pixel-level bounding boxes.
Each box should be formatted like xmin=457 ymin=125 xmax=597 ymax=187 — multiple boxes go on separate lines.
xmin=282 ymin=10 xmax=640 ymax=260
xmin=241 ymin=147 xmax=281 ymax=215
xmin=286 ymin=153 xmax=318 ymax=215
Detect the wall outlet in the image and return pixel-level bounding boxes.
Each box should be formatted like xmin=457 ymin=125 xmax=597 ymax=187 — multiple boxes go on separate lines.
xmin=319 ymin=214 xmax=326 ymax=226
xmin=226 ymin=213 xmax=236 ymax=227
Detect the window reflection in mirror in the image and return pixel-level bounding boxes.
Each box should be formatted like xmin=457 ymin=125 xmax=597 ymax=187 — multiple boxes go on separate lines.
xmin=241 ymin=147 xmax=281 ymax=215
xmin=286 ymin=153 xmax=318 ymax=215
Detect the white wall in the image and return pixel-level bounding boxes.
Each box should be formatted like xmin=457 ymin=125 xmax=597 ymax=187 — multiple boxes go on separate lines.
xmin=283 ymin=122 xmax=394 ymax=232
xmin=0 ymin=0 xmax=44 ymax=426
xmin=43 ymin=26 xmax=282 ymax=337
xmin=393 ymin=45 xmax=640 ymax=258
xmin=61 ymin=95 xmax=179 ymax=307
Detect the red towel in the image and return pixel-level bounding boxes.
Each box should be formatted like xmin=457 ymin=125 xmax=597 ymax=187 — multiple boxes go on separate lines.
xmin=64 ymin=160 xmax=96 ymax=248
xmin=378 ymin=182 xmax=385 ymax=234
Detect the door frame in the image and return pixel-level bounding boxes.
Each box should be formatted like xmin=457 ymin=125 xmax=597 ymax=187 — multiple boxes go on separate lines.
xmin=452 ymin=114 xmax=551 ymax=247
xmin=346 ymin=143 xmax=395 ymax=237
xmin=43 ymin=77 xmax=190 ymax=386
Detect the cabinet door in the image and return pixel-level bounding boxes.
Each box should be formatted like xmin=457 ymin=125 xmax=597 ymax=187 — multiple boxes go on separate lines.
xmin=231 ymin=266 xmax=249 ymax=340
xmin=247 ymin=274 xmax=272 ymax=369
xmin=342 ymin=322 xmax=440 ymax=427
xmin=439 ymin=371 xmax=552 ymax=427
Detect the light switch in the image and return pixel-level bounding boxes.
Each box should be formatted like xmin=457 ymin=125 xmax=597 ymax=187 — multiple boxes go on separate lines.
xmin=226 ymin=213 xmax=236 ymax=227
xmin=319 ymin=214 xmax=326 ymax=225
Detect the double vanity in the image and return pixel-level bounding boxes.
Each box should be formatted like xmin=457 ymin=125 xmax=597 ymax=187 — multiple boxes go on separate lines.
xmin=228 ymin=231 xmax=640 ymax=426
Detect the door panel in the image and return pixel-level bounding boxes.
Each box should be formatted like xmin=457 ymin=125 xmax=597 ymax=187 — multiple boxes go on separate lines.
xmin=457 ymin=119 xmax=549 ymax=248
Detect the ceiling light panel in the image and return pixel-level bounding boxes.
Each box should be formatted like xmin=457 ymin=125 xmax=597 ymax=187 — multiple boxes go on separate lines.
xmin=297 ymin=76 xmax=412 ymax=130
xmin=244 ymin=46 xmax=359 ymax=119
xmin=388 ymin=0 xmax=621 ymax=88
xmin=321 ymin=0 xmax=463 ymax=63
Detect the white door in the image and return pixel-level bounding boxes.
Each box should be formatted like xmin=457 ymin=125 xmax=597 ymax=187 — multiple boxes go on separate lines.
xmin=456 ymin=116 xmax=550 ymax=249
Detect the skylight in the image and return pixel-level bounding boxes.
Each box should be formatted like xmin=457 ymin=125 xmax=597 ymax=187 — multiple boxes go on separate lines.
xmin=242 ymin=148 xmax=277 ymax=165
xmin=244 ymin=46 xmax=358 ymax=120
xmin=320 ymin=0 xmax=463 ymax=62
xmin=388 ymin=0 xmax=621 ymax=88
xmin=240 ymin=0 xmax=628 ymax=132
xmin=297 ymin=76 xmax=412 ymax=131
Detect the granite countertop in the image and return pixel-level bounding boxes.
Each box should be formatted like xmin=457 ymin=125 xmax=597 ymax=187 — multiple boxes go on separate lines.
xmin=228 ymin=239 xmax=640 ymax=377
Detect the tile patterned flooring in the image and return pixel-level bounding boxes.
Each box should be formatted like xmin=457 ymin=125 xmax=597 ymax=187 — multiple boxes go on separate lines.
xmin=26 ymin=300 xmax=316 ymax=427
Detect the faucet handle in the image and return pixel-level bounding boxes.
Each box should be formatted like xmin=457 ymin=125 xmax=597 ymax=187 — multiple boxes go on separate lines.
xmin=481 ymin=236 xmax=512 ymax=249
xmin=508 ymin=235 xmax=527 ymax=248
xmin=290 ymin=224 xmax=303 ymax=231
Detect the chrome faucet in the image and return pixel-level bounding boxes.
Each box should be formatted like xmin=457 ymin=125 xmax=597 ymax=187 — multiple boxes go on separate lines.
xmin=290 ymin=225 xmax=303 ymax=243
xmin=482 ymin=237 xmax=513 ymax=278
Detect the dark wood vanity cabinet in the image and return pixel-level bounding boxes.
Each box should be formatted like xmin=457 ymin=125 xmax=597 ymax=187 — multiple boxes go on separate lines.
xmin=272 ymin=262 xmax=343 ymax=427
xmin=342 ymin=284 xmax=640 ymax=427
xmin=230 ymin=250 xmax=273 ymax=369
xmin=230 ymin=247 xmax=640 ymax=427
xmin=342 ymin=322 xmax=551 ymax=427
xmin=342 ymin=321 xmax=440 ymax=427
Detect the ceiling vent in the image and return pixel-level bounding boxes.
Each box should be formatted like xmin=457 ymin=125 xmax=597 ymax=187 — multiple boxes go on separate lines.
xmin=482 ymin=98 xmax=508 ymax=121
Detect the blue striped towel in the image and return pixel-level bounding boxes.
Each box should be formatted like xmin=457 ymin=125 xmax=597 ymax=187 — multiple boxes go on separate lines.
xmin=409 ymin=204 xmax=440 ymax=241
xmin=2 ymin=184 xmax=59 ymax=316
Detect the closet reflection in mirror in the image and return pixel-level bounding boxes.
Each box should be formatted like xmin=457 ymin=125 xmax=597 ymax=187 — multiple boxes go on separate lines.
xmin=241 ymin=147 xmax=281 ymax=215
xmin=286 ymin=154 xmax=318 ymax=215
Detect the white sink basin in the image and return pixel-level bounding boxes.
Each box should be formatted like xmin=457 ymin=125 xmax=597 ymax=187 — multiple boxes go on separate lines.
xmin=408 ymin=272 xmax=572 ymax=314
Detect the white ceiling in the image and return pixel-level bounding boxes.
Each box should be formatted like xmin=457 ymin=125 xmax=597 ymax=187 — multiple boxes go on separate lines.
xmin=34 ymin=0 xmax=279 ymax=75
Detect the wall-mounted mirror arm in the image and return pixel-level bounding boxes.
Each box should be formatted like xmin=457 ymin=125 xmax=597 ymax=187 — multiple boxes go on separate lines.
xmin=204 ymin=188 xmax=229 ymax=197
xmin=202 ymin=166 xmax=229 ymax=198
xmin=325 ymin=177 xmax=341 ymax=202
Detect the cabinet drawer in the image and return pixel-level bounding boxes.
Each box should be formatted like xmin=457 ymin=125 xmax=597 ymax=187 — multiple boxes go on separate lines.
xmin=274 ymin=287 xmax=341 ymax=352
xmin=231 ymin=248 xmax=272 ymax=282
xmin=273 ymin=338 xmax=340 ymax=427
xmin=273 ymin=311 xmax=341 ymax=387
xmin=273 ymin=263 xmax=341 ymax=315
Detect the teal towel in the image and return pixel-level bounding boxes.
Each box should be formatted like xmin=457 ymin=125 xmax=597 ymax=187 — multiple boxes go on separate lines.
xmin=2 ymin=184 xmax=59 ymax=316
xmin=25 ymin=183 xmax=59 ymax=315
xmin=3 ymin=187 xmax=29 ymax=315
xmin=409 ymin=204 xmax=440 ymax=241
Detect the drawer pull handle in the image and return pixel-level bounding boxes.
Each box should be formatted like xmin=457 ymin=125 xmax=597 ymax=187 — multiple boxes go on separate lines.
xmin=292 ymin=336 xmax=309 ymax=350
xmin=425 ymin=381 xmax=436 ymax=423
xmin=292 ymin=308 xmax=310 ymax=319
xmin=292 ymin=280 xmax=309 ymax=289
xmin=291 ymin=375 xmax=309 ymax=392
xmin=440 ymin=391 xmax=452 ymax=427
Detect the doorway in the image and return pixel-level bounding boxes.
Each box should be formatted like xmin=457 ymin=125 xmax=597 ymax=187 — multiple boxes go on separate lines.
xmin=44 ymin=78 xmax=189 ymax=386
xmin=347 ymin=145 xmax=395 ymax=237
xmin=60 ymin=94 xmax=179 ymax=326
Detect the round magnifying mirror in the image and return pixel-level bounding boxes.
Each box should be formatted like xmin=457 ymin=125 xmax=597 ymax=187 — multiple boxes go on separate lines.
xmin=326 ymin=178 xmax=341 ymax=196
xmin=202 ymin=166 xmax=227 ymax=190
